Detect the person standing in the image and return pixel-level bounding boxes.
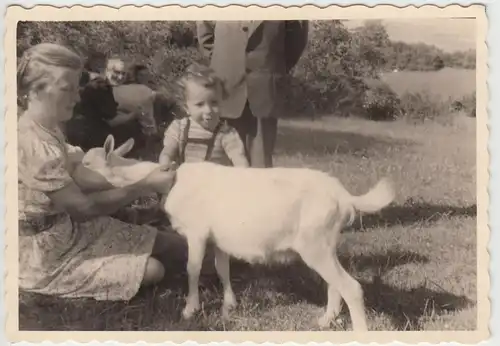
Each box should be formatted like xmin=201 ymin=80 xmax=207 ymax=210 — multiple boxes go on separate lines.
xmin=196 ymin=20 xmax=309 ymax=168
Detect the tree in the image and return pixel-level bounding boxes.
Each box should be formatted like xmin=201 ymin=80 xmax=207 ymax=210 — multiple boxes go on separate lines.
xmin=351 ymin=20 xmax=391 ymax=76
xmin=432 ymin=55 xmax=445 ymax=70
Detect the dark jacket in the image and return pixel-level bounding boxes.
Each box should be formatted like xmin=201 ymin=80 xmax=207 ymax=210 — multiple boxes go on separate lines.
xmin=196 ymin=20 xmax=308 ymax=119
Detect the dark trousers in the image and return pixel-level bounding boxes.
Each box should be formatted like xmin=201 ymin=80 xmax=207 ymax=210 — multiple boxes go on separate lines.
xmin=226 ymin=102 xmax=278 ymax=168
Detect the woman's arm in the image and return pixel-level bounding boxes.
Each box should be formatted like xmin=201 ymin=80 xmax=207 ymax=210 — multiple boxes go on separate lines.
xmin=71 ymin=163 xmax=115 ymax=193
xmin=106 ymin=111 xmax=137 ymax=127
xmin=46 ymin=180 xmax=151 ymax=222
xmin=47 ymin=166 xmax=175 ymax=222
xmin=19 ymin=135 xmax=175 ymax=222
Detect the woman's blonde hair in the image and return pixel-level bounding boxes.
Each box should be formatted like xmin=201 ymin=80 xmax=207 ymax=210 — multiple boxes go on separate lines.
xmin=17 ymin=42 xmax=83 ymax=111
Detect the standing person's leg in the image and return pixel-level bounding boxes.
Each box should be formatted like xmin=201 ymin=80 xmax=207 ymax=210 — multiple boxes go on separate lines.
xmin=226 ymin=102 xmax=278 ymax=168
xmin=251 ymin=116 xmax=278 ymax=168
xmin=225 ymin=101 xmax=253 ymax=163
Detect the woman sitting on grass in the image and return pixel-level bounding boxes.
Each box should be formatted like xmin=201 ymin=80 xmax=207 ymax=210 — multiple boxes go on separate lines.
xmin=17 ymin=42 xmax=185 ymax=301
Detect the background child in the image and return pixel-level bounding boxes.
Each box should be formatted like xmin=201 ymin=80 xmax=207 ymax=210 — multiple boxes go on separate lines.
xmin=159 ymin=63 xmax=249 ymax=168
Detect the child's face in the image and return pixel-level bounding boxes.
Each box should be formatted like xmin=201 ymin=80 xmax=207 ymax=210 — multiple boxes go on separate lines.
xmin=184 ymin=79 xmax=222 ymax=130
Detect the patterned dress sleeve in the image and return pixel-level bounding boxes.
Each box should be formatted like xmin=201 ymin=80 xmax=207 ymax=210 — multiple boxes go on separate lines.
xmin=159 ymin=118 xmax=181 ymax=164
xmin=221 ymin=126 xmax=249 ymax=167
xmin=18 ymin=137 xmax=73 ymax=193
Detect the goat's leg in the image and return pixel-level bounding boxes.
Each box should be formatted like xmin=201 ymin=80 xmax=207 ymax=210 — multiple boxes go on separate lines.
xmin=214 ymin=246 xmax=236 ymax=318
xmin=182 ymin=236 xmax=206 ymax=320
xmin=298 ymin=245 xmax=368 ymax=331
xmin=321 ymin=287 xmax=344 ymax=328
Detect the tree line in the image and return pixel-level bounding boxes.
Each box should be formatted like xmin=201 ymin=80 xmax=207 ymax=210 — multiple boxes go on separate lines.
xmin=347 ymin=20 xmax=476 ymax=72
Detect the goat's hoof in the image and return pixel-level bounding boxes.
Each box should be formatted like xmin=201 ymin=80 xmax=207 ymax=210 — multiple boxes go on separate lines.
xmin=334 ymin=316 xmax=346 ymax=329
xmin=318 ymin=314 xmax=333 ymax=328
xmin=221 ymin=307 xmax=231 ymax=320
xmin=224 ymin=295 xmax=237 ymax=311
xmin=221 ymin=301 xmax=237 ymax=320
xmin=182 ymin=305 xmax=199 ymax=320
xmin=319 ymin=312 xmax=345 ymax=329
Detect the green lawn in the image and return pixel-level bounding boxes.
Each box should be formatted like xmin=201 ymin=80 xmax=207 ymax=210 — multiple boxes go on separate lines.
xmin=19 ymin=114 xmax=477 ymax=331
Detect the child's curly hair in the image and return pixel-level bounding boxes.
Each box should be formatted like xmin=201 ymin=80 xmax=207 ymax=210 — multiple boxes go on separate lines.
xmin=174 ymin=63 xmax=229 ymax=112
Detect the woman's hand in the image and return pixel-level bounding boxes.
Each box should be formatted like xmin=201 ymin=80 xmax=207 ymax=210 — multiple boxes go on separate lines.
xmin=141 ymin=163 xmax=178 ymax=195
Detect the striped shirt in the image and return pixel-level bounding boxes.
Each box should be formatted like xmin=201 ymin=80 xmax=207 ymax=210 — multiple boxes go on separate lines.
xmin=161 ymin=117 xmax=249 ymax=167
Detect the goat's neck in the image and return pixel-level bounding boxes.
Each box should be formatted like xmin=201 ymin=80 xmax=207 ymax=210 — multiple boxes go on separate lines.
xmin=108 ymin=154 xmax=141 ymax=167
xmin=108 ymin=161 xmax=160 ymax=187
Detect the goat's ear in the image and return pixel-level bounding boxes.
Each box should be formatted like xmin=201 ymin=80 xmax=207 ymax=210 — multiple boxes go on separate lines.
xmin=103 ymin=135 xmax=115 ymax=159
xmin=114 ymin=138 xmax=135 ymax=157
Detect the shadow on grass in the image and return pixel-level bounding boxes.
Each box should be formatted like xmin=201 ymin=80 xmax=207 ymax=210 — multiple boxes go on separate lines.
xmin=346 ymin=201 xmax=477 ymax=232
xmin=226 ymin=249 xmax=472 ymax=330
xmin=18 ymin=248 xmax=472 ymax=331
xmin=226 ymin=250 xmax=431 ymax=306
xmin=275 ymin=124 xmax=415 ymax=158
xmin=363 ymin=276 xmax=472 ymax=330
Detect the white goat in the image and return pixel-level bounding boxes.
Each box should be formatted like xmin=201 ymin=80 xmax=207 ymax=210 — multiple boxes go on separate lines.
xmin=81 ymin=135 xmax=396 ymax=331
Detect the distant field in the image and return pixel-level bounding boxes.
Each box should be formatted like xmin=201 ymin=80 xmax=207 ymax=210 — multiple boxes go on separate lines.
xmin=380 ymin=68 xmax=476 ymax=101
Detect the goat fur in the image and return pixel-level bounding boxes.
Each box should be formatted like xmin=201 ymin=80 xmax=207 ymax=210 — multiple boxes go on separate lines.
xmin=80 ymin=134 xmax=396 ymax=331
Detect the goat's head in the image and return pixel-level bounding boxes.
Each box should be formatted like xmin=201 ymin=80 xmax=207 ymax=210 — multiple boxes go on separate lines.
xmin=81 ymin=134 xmax=137 ymax=172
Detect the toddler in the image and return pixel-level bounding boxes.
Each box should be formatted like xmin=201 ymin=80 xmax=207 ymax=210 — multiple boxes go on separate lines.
xmin=159 ymin=63 xmax=249 ymax=168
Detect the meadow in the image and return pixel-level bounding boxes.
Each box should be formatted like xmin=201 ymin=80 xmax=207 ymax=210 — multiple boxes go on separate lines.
xmin=380 ymin=68 xmax=476 ymax=101
xmin=19 ymin=111 xmax=477 ymax=331
xmin=17 ymin=20 xmax=477 ymax=332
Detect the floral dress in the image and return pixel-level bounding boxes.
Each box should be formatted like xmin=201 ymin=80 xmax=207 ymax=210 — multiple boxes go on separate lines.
xmin=18 ymin=115 xmax=158 ymax=301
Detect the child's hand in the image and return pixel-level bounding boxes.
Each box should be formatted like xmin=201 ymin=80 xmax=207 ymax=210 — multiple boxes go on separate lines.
xmin=159 ymin=161 xmax=178 ymax=172
xmin=142 ymin=166 xmax=177 ymax=195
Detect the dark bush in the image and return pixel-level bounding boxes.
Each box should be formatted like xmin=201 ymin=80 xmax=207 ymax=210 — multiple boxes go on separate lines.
xmin=399 ymin=91 xmax=449 ymax=123
xmin=456 ymin=92 xmax=476 ymax=118
xmin=290 ymin=21 xmax=383 ymax=117
xmin=361 ymin=79 xmax=402 ymax=121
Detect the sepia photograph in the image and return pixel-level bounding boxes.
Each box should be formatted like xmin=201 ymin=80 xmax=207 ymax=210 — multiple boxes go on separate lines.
xmin=3 ymin=3 xmax=489 ymax=344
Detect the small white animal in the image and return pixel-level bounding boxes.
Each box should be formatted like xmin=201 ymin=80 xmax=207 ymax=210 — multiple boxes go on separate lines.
xmin=81 ymin=135 xmax=395 ymax=331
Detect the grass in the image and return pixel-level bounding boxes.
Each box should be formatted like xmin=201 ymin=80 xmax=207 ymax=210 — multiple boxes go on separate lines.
xmin=19 ymin=114 xmax=477 ymax=331
xmin=380 ymin=68 xmax=476 ymax=101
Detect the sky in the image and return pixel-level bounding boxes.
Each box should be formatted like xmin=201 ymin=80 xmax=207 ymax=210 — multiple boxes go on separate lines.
xmin=342 ymin=18 xmax=476 ymax=52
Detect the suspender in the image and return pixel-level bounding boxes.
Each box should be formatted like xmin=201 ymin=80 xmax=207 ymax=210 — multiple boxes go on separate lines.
xmin=179 ymin=118 xmax=190 ymax=164
xmin=179 ymin=118 xmax=222 ymax=164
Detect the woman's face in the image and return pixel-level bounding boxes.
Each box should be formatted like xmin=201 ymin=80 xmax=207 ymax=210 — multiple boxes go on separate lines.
xmin=31 ymin=67 xmax=81 ymax=123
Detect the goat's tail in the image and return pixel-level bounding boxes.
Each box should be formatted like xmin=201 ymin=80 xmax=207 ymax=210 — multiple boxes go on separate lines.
xmin=350 ymin=178 xmax=395 ymax=214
